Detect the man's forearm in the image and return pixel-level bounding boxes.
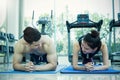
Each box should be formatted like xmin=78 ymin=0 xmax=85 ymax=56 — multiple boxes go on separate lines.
xmin=35 ymin=63 xmax=57 ymax=71
xmin=13 ymin=63 xmax=26 ymax=71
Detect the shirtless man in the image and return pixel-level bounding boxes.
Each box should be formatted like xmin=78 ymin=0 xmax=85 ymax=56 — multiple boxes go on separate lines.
xmin=13 ymin=27 xmax=57 ymax=72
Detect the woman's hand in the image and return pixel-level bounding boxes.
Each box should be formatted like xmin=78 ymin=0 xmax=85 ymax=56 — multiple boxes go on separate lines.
xmin=84 ymin=62 xmax=94 ymax=71
xmin=24 ymin=61 xmax=35 ymax=72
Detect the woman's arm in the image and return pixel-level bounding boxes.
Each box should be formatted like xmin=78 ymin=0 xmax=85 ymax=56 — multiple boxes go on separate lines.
xmin=94 ymin=42 xmax=110 ymax=70
xmin=72 ymin=40 xmax=86 ymax=70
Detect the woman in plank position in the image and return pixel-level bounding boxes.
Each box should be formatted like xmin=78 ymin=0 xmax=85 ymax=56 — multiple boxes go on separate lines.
xmin=72 ymin=30 xmax=109 ymax=71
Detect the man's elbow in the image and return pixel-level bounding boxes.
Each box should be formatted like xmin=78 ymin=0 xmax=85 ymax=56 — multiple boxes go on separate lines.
xmin=13 ymin=63 xmax=23 ymax=71
xmin=13 ymin=64 xmax=17 ymax=70
xmin=51 ymin=63 xmax=57 ymax=70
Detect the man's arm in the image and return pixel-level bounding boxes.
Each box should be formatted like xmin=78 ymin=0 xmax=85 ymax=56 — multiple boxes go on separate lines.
xmin=13 ymin=43 xmax=36 ymax=72
xmin=35 ymin=37 xmax=58 ymax=71
xmin=13 ymin=43 xmax=26 ymax=71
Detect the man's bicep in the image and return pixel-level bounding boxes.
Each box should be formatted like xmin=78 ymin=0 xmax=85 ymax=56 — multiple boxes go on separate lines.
xmin=13 ymin=52 xmax=23 ymax=65
xmin=13 ymin=43 xmax=24 ymax=64
xmin=45 ymin=38 xmax=57 ymax=64
xmin=47 ymin=53 xmax=57 ymax=64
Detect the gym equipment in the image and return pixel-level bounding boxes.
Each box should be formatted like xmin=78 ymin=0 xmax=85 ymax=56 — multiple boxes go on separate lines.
xmin=0 ymin=45 xmax=7 ymax=53
xmin=0 ymin=45 xmax=14 ymax=53
xmin=9 ymin=46 xmax=14 ymax=53
xmin=60 ymin=65 xmax=120 ymax=74
xmin=108 ymin=0 xmax=120 ymax=64
xmin=66 ymin=14 xmax=103 ymax=63
xmin=7 ymin=33 xmax=15 ymax=42
xmin=32 ymin=11 xmax=50 ymax=35
xmin=0 ymin=32 xmax=9 ymax=63
xmin=109 ymin=19 xmax=120 ymax=64
xmin=118 ymin=13 xmax=120 ymax=21
xmin=37 ymin=18 xmax=49 ymax=35
xmin=77 ymin=14 xmax=89 ymax=23
xmin=0 ymin=65 xmax=66 ymax=74
xmin=109 ymin=19 xmax=120 ymax=31
xmin=0 ymin=32 xmax=6 ymax=40
xmin=0 ymin=32 xmax=15 ymax=63
xmin=31 ymin=10 xmax=52 ymax=35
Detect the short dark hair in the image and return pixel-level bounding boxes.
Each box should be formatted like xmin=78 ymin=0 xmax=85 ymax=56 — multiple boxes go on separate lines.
xmin=23 ymin=27 xmax=41 ymax=44
xmin=83 ymin=30 xmax=101 ymax=49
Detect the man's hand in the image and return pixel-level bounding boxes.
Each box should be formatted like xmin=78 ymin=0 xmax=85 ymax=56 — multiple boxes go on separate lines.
xmin=84 ymin=62 xmax=94 ymax=71
xmin=24 ymin=61 xmax=35 ymax=72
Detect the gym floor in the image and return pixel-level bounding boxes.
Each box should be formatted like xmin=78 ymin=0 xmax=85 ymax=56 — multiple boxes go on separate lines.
xmin=0 ymin=56 xmax=120 ymax=80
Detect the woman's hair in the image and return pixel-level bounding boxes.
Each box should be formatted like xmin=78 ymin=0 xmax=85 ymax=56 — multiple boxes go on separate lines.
xmin=83 ymin=30 xmax=101 ymax=49
xmin=23 ymin=27 xmax=41 ymax=44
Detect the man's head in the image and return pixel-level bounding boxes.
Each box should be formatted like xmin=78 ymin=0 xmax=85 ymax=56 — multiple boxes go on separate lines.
xmin=23 ymin=27 xmax=41 ymax=44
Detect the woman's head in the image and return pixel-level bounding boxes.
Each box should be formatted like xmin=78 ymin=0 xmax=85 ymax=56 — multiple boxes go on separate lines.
xmin=81 ymin=30 xmax=101 ymax=53
xmin=23 ymin=27 xmax=41 ymax=44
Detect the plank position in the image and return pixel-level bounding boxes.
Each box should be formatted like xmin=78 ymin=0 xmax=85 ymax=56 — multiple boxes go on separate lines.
xmin=13 ymin=27 xmax=57 ymax=72
xmin=72 ymin=30 xmax=109 ymax=71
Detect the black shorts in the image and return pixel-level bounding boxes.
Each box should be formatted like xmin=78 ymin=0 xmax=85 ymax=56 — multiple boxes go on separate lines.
xmin=22 ymin=54 xmax=48 ymax=65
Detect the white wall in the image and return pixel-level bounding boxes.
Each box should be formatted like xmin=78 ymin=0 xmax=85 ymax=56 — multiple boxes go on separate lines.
xmin=6 ymin=0 xmax=19 ymax=39
xmin=0 ymin=0 xmax=6 ymax=27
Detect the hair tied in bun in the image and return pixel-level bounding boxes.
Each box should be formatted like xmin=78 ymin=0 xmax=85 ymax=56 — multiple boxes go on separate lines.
xmin=91 ymin=30 xmax=99 ymax=38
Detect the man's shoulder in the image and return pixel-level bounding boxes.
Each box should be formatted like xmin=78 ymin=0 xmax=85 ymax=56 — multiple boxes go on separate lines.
xmin=14 ymin=40 xmax=25 ymax=52
xmin=15 ymin=40 xmax=23 ymax=46
xmin=42 ymin=35 xmax=53 ymax=43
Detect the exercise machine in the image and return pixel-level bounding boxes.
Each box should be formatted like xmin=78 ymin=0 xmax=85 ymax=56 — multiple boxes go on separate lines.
xmin=32 ymin=10 xmax=51 ymax=35
xmin=108 ymin=0 xmax=120 ymax=65
xmin=0 ymin=32 xmax=9 ymax=63
xmin=109 ymin=13 xmax=120 ymax=64
xmin=37 ymin=17 xmax=49 ymax=35
xmin=66 ymin=14 xmax=103 ymax=63
xmin=0 ymin=32 xmax=15 ymax=63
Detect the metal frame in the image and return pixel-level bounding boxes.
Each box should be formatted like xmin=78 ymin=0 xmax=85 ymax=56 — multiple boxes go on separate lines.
xmin=0 ymin=32 xmax=9 ymax=64
xmin=108 ymin=0 xmax=120 ymax=64
xmin=109 ymin=19 xmax=120 ymax=62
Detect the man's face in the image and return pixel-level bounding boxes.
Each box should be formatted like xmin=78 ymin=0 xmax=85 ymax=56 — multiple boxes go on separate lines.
xmin=30 ymin=40 xmax=41 ymax=50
